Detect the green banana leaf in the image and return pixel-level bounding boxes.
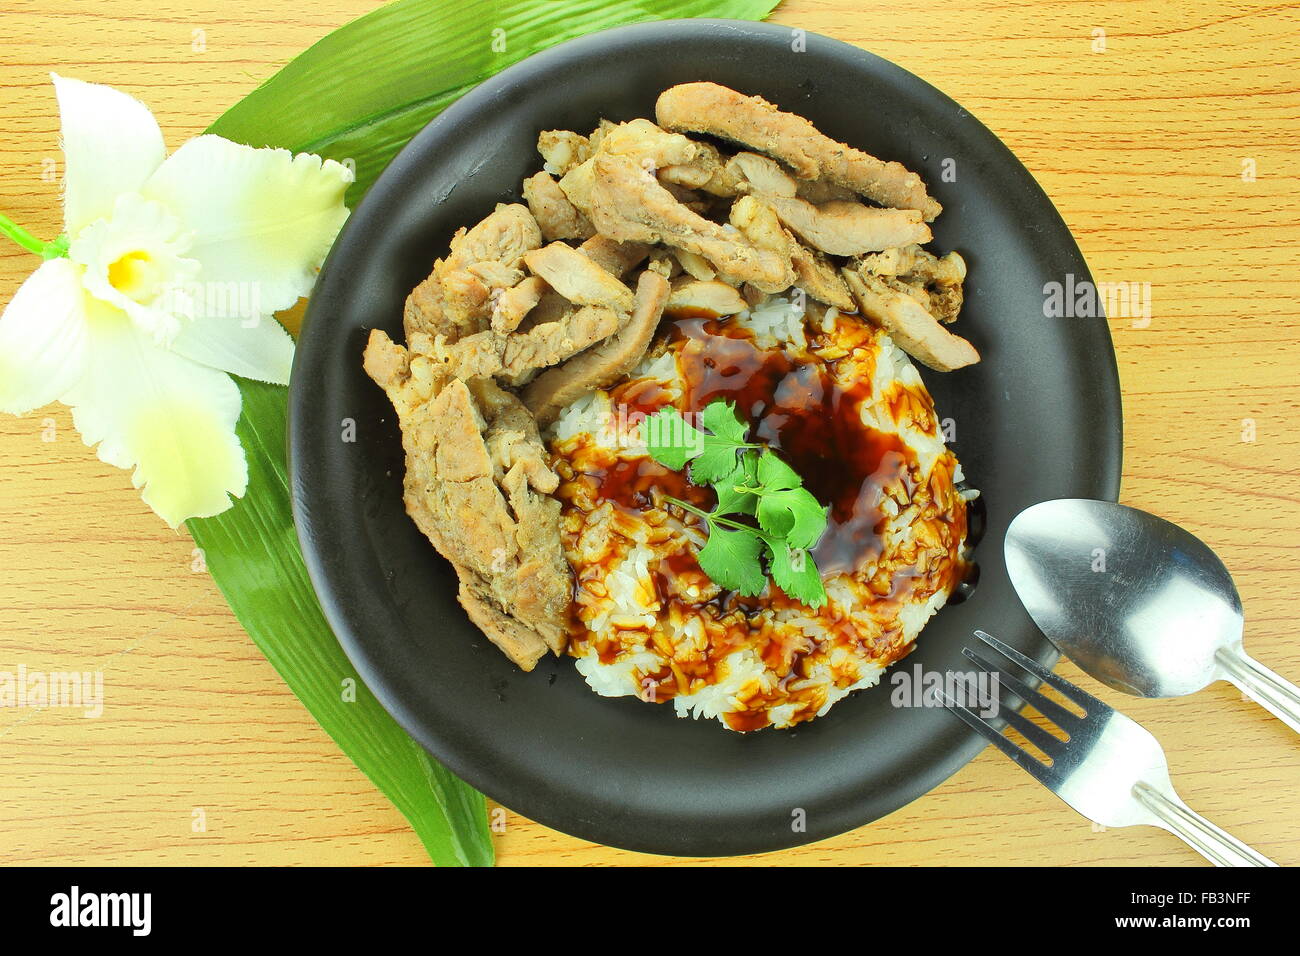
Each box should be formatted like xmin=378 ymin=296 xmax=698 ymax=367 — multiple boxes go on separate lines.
xmin=212 ymin=0 xmax=784 ymax=202
xmin=190 ymin=0 xmax=782 ymax=866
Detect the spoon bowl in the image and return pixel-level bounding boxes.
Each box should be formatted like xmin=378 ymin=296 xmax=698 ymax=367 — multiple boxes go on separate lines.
xmin=1005 ymin=499 xmax=1300 ymax=732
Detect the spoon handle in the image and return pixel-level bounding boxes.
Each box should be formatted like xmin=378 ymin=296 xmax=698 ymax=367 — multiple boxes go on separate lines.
xmin=1216 ymin=644 xmax=1300 ymax=735
xmin=1134 ymin=782 xmax=1277 ymax=867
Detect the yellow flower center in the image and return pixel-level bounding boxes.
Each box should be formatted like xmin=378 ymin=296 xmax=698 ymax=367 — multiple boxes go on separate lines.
xmin=107 ymin=250 xmax=164 ymax=302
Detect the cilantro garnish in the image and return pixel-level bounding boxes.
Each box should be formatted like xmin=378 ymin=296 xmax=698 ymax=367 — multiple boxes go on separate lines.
xmin=643 ymin=400 xmax=829 ymax=608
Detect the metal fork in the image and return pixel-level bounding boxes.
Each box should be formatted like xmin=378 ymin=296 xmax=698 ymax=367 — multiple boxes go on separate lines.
xmin=943 ymin=630 xmax=1276 ymax=867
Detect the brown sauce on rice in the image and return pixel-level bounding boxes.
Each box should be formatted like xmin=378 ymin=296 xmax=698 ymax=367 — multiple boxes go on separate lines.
xmin=549 ymin=309 xmax=971 ymax=731
xmin=672 ymin=317 xmax=922 ymax=576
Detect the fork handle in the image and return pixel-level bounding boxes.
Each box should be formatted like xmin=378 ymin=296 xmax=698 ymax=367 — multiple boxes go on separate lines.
xmin=1216 ymin=644 xmax=1300 ymax=735
xmin=1133 ymin=782 xmax=1276 ymax=867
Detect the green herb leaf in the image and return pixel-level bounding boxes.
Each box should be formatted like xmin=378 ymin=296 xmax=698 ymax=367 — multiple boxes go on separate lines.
xmin=643 ymin=406 xmax=704 ymax=470
xmin=654 ymin=406 xmax=830 ymax=607
xmin=644 ymin=400 xmax=755 ymax=484
xmin=712 ymin=459 xmax=759 ymax=517
xmin=690 ymin=444 xmax=741 ymax=486
xmin=755 ymin=449 xmax=802 ymax=492
xmin=752 ymin=449 xmax=828 ymax=548
xmin=786 ymin=490 xmax=830 ymax=551
xmin=755 ymin=492 xmax=795 ymax=538
xmin=696 ymin=522 xmax=768 ymax=597
xmin=767 ymin=540 xmax=828 ymax=608
xmin=700 ymin=399 xmax=748 ymax=446
xmin=690 ymin=401 xmax=751 ymax=484
xmin=194 ymin=0 xmax=783 ymax=866
xmin=757 ymin=486 xmax=829 ymax=550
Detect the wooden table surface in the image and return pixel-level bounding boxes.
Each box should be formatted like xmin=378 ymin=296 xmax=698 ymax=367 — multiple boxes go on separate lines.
xmin=1 ymin=0 xmax=1297 ymax=867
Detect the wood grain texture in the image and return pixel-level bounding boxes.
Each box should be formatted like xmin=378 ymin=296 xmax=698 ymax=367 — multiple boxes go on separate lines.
xmin=1 ymin=0 xmax=1297 ymax=867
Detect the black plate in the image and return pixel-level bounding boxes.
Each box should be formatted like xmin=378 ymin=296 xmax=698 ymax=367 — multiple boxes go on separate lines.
xmin=290 ymin=19 xmax=1121 ymax=856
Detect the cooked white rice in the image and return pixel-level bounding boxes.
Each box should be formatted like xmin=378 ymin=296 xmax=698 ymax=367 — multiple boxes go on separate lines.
xmin=547 ymin=293 xmax=971 ymax=732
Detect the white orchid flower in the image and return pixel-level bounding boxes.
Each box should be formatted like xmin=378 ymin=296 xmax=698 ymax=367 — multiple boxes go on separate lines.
xmin=0 ymin=75 xmax=352 ymax=527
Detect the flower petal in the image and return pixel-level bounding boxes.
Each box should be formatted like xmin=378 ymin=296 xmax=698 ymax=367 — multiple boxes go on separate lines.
xmin=169 ymin=312 xmax=295 ymax=385
xmin=65 ymin=308 xmax=247 ymax=527
xmin=68 ymin=192 xmax=200 ymax=346
xmin=0 ymin=258 xmax=90 ymax=414
xmin=141 ymin=135 xmax=353 ymax=313
xmin=53 ymin=74 xmax=166 ymax=236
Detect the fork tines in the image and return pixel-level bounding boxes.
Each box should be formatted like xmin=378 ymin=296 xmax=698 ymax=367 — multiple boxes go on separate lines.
xmin=941 ymin=629 xmax=1110 ymax=778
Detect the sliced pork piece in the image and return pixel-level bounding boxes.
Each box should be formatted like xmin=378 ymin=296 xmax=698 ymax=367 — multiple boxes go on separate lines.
xmin=659 ymin=141 xmax=746 ymax=197
xmin=859 ymin=244 xmax=962 ymax=281
xmin=645 ymin=251 xmax=679 ymax=279
xmin=433 ymin=305 xmax=622 ymax=380
xmin=925 ymin=270 xmax=966 ymax=325
xmin=433 ymin=203 xmax=542 ymax=331
xmin=562 ymin=119 xmax=702 ymax=222
xmin=429 ymin=381 xmax=569 ymax=662
xmin=499 ymin=305 xmax=622 ymax=377
xmin=523 ymin=241 xmax=636 ymax=311
xmin=842 ymin=268 xmax=979 ymax=372
xmin=472 ymin=376 xmax=558 ymax=494
xmin=656 ymin=82 xmax=942 ymax=221
xmin=577 ymin=234 xmax=653 ymax=277
xmin=728 ymin=194 xmax=789 ymax=253
xmin=440 ymin=261 xmax=525 ymax=332
xmin=403 ymin=271 xmax=453 ymax=341
xmin=457 ymin=577 xmax=550 ymax=669
xmin=363 ymin=328 xmax=457 ymax=550
xmin=523 ymin=271 xmax=670 ymax=425
xmin=522 ymin=171 xmax=594 ymax=241
xmin=764 ymin=195 xmax=931 ymax=256
xmin=361 ymin=336 xmax=571 ymax=669
xmin=790 ymin=242 xmax=853 ymax=311
xmin=520 ymin=287 xmax=572 ymax=329
xmin=671 ymin=248 xmax=717 ymax=280
xmin=436 ymin=270 xmax=492 ymax=332
xmin=859 ymin=244 xmax=967 ymax=324
xmin=666 ymin=277 xmax=749 ymax=317
xmin=730 ymin=151 xmax=799 ymax=197
xmin=557 ymin=158 xmax=597 ymax=218
xmin=443 ymin=202 xmax=541 ymax=272
xmin=657 ymin=180 xmax=713 ymax=215
xmin=795 ymin=178 xmax=858 ymax=204
xmin=495 ymin=285 xmax=574 ymax=390
xmin=492 ymin=275 xmax=548 ymax=333
xmin=589 ymin=151 xmax=789 ymax=289
xmin=659 ymin=148 xmax=797 ymax=201
xmin=362 ymin=328 xmax=444 ymax=423
xmin=406 ymin=227 xmax=533 ymax=345
xmin=727 ymin=196 xmax=796 ymax=293
xmin=537 ymin=129 xmax=591 ymax=176
xmin=599 ymin=117 xmax=698 ymax=168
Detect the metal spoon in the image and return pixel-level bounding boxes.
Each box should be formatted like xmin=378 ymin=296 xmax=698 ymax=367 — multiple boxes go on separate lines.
xmin=1004 ymin=498 xmax=1300 ymax=733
